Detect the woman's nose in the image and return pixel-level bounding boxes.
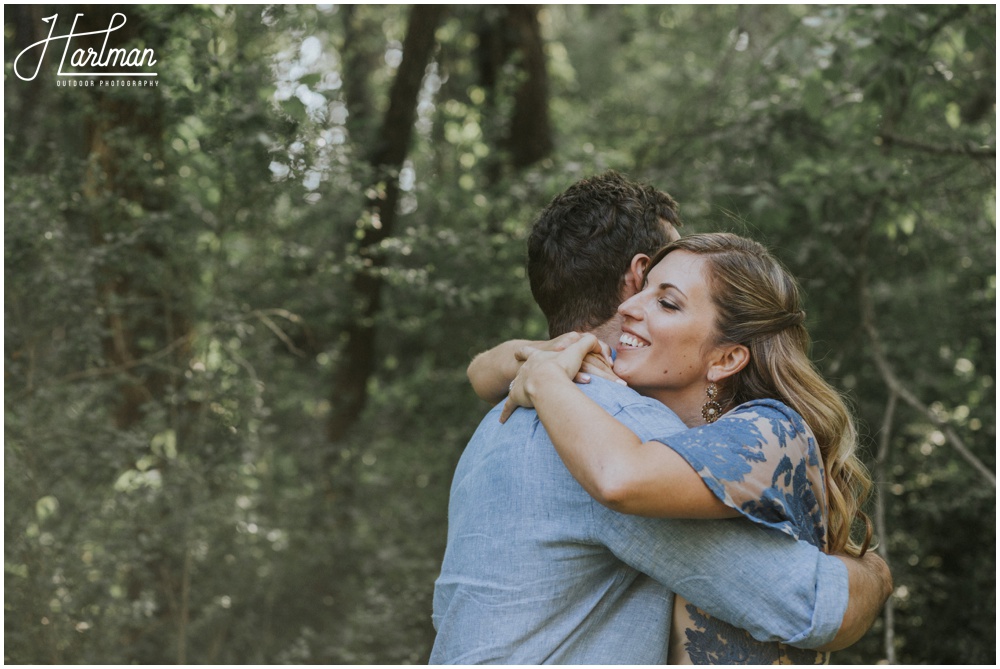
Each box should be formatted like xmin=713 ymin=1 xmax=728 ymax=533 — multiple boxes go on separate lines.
xmin=618 ymin=292 xmax=644 ymax=320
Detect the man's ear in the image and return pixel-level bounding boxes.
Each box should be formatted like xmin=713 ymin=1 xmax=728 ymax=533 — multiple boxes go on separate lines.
xmin=707 ymin=344 xmax=750 ymax=383
xmin=624 ymin=254 xmax=650 ymax=297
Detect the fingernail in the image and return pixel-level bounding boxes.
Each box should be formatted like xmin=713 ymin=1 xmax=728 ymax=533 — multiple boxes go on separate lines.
xmin=617 ymin=379 xmax=628 ymax=385
xmin=580 ymin=373 xmax=591 ymax=383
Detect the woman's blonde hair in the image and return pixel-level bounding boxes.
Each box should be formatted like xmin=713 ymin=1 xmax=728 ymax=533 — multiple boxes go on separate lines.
xmin=650 ymin=233 xmax=872 ymax=556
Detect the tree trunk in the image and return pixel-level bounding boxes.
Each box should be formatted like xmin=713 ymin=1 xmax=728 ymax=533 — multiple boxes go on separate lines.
xmin=476 ymin=5 xmax=553 ymax=182
xmin=326 ymin=5 xmax=447 ymax=443
xmin=71 ymin=6 xmax=185 ymax=430
xmin=341 ymin=5 xmax=382 ymax=145
xmin=504 ymin=6 xmax=553 ymax=169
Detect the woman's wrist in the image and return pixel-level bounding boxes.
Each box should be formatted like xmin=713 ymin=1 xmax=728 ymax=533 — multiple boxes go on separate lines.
xmin=523 ymin=360 xmax=573 ymax=404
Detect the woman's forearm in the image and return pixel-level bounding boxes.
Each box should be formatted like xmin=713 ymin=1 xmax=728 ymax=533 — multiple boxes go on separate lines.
xmin=467 ymin=339 xmax=536 ymax=403
xmin=525 ymin=365 xmax=734 ymax=519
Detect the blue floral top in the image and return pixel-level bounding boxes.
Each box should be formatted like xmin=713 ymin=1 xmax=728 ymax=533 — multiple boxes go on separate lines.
xmin=654 ymin=399 xmax=830 ymax=665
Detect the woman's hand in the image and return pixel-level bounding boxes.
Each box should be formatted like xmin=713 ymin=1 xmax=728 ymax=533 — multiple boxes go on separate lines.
xmin=577 ymin=348 xmax=620 ymax=384
xmin=514 ymin=332 xmax=618 ymax=384
xmin=468 ymin=332 xmax=618 ymax=403
xmin=500 ymin=333 xmax=609 ymax=423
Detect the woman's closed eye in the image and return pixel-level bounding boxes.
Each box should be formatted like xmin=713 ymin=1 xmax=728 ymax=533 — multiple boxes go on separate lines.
xmin=658 ymin=299 xmax=679 ymax=311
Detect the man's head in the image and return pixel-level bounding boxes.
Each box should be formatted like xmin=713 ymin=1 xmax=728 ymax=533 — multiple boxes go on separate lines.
xmin=527 ymin=171 xmax=681 ymax=337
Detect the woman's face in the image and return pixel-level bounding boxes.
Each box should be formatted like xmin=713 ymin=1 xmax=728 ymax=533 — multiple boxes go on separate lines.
xmin=613 ymin=250 xmax=723 ymax=399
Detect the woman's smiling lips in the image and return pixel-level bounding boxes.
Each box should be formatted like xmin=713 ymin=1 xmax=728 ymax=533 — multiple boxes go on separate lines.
xmin=618 ymin=331 xmax=650 ymax=349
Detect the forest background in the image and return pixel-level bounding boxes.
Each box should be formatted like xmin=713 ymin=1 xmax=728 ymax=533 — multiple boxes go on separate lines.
xmin=4 ymin=4 xmax=995 ymax=664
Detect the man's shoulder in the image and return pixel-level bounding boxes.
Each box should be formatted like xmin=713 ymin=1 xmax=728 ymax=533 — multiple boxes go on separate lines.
xmin=577 ymin=376 xmax=667 ymax=413
xmin=578 ymin=378 xmax=686 ymax=440
xmin=463 ymin=378 xmax=686 ymax=447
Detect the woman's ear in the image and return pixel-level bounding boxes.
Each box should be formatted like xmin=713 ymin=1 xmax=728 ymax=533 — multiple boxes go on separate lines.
xmin=708 ymin=344 xmax=750 ymax=383
xmin=624 ymin=254 xmax=650 ymax=296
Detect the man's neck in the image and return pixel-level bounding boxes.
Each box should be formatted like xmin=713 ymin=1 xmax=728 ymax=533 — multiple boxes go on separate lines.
xmin=587 ymin=316 xmax=623 ymax=351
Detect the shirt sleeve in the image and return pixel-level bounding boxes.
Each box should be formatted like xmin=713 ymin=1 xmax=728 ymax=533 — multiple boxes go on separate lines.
xmin=594 ymin=396 xmax=845 ymax=649
xmin=652 ymin=399 xmax=829 ymax=549
xmin=593 ymin=510 xmax=847 ymax=648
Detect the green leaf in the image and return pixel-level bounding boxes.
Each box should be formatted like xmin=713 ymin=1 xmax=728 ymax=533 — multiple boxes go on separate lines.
xmin=35 ymin=495 xmax=59 ymax=522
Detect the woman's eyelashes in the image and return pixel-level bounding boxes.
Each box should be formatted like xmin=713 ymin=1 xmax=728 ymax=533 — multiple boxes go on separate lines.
xmin=658 ymin=298 xmax=679 ymax=311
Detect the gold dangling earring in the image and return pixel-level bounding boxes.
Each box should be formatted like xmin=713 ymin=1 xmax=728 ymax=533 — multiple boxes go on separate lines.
xmin=701 ymin=382 xmax=722 ymax=424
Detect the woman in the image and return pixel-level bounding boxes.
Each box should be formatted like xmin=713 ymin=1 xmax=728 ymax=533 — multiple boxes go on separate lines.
xmin=484 ymin=233 xmax=872 ymax=664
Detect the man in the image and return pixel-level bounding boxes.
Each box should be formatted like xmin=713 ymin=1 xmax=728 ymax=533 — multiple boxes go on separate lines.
xmin=431 ymin=172 xmax=890 ymax=663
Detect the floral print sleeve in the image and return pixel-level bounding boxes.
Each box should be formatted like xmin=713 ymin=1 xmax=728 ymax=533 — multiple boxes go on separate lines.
xmin=652 ymin=399 xmax=831 ymax=665
xmin=654 ymin=398 xmax=828 ymax=549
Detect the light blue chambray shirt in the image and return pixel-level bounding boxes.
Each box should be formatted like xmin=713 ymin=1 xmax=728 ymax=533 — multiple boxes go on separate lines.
xmin=431 ymin=378 xmax=848 ymax=664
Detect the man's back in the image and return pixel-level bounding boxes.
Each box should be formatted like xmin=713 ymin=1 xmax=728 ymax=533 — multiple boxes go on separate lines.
xmin=431 ymin=378 xmax=686 ymax=664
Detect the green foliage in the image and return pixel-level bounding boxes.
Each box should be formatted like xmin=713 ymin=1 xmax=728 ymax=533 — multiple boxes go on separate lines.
xmin=5 ymin=4 xmax=994 ymax=664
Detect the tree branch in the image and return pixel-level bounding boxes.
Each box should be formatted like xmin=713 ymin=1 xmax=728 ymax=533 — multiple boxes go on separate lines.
xmin=252 ymin=309 xmax=307 ymax=358
xmin=856 ymin=197 xmax=994 ymax=489
xmin=12 ymin=307 xmax=309 ymax=399
xmin=878 ymin=132 xmax=995 ymax=159
xmin=874 ymin=391 xmax=897 ymax=664
xmin=859 ymin=272 xmax=996 ymax=489
xmin=58 ymin=333 xmax=195 ymax=385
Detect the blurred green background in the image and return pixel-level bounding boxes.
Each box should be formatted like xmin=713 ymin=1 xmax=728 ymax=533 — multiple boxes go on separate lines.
xmin=4 ymin=5 xmax=994 ymax=664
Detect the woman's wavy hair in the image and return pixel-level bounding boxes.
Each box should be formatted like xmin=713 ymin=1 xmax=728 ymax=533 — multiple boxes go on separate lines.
xmin=648 ymin=232 xmax=872 ymax=557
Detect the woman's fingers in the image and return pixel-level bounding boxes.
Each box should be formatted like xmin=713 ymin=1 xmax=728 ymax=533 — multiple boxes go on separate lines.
xmin=557 ymin=333 xmax=603 ymax=373
xmin=499 ymin=367 xmax=535 ymax=423
xmin=499 ymin=348 xmax=560 ymax=423
xmin=519 ymin=332 xmax=580 ymax=359
xmin=550 ymin=331 xmax=583 ymax=351
xmin=499 ymin=397 xmax=517 ymax=424
xmin=513 ymin=344 xmax=536 ymax=362
xmin=499 ymin=334 xmax=607 ymax=424
xmin=579 ymin=352 xmax=626 ymax=384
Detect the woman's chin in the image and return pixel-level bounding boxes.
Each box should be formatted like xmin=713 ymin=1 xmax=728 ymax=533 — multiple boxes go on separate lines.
xmin=611 ymin=364 xmax=635 ymax=385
